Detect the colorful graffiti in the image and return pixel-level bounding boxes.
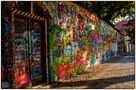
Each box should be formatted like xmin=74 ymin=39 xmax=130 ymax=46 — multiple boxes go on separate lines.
xmin=1 ymin=1 xmax=121 ymax=88
xmin=14 ymin=18 xmax=29 ymax=88
xmin=13 ymin=19 xmax=43 ymax=88
xmin=30 ymin=21 xmax=43 ymax=82
xmin=14 ymin=19 xmax=43 ymax=87
xmin=2 ymin=16 xmax=13 ymax=88
xmin=48 ymin=2 xmax=116 ymax=81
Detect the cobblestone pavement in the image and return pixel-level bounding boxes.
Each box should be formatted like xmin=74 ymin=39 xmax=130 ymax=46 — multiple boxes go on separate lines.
xmin=32 ymin=52 xmax=135 ymax=89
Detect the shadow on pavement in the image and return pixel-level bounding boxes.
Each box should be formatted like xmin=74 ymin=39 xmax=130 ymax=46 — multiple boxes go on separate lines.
xmin=50 ymin=74 xmax=135 ymax=89
xmin=105 ymin=54 xmax=135 ymax=64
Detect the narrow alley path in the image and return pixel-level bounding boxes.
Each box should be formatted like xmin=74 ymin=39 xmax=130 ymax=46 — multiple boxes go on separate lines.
xmin=33 ymin=52 xmax=135 ymax=89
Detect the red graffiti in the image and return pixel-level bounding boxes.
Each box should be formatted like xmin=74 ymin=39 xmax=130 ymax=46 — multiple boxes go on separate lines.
xmin=57 ymin=54 xmax=88 ymax=80
xmin=79 ymin=47 xmax=86 ymax=51
xmin=15 ymin=73 xmax=29 ymax=88
xmin=55 ymin=40 xmax=64 ymax=45
xmin=2 ymin=67 xmax=6 ymax=81
xmin=64 ymin=62 xmax=71 ymax=73
xmin=75 ymin=54 xmax=87 ymax=65
xmin=79 ymin=23 xmax=84 ymax=31
xmin=96 ymin=52 xmax=98 ymax=56
xmin=70 ymin=30 xmax=78 ymax=42
xmin=57 ymin=61 xmax=75 ymax=79
xmin=75 ymin=54 xmax=81 ymax=64
xmin=57 ymin=63 xmax=65 ymax=79
xmin=105 ymin=34 xmax=109 ymax=41
xmin=87 ymin=12 xmax=98 ymax=24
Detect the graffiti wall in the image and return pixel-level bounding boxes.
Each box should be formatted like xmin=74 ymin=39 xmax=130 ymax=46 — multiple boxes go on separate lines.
xmin=2 ymin=16 xmax=14 ymax=88
xmin=1 ymin=1 xmax=119 ymax=87
xmin=47 ymin=2 xmax=117 ymax=81
xmin=13 ymin=18 xmax=30 ymax=88
xmin=2 ymin=2 xmax=49 ymax=88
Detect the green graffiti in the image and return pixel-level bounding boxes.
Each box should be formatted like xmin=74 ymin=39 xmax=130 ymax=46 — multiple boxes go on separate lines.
xmin=48 ymin=2 xmax=117 ymax=81
xmin=49 ymin=25 xmax=60 ymax=50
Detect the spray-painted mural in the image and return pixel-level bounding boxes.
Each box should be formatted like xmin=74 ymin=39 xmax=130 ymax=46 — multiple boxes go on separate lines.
xmin=14 ymin=18 xmax=30 ymax=88
xmin=2 ymin=16 xmax=16 ymax=88
xmin=2 ymin=1 xmax=120 ymax=88
xmin=48 ymin=2 xmax=117 ymax=81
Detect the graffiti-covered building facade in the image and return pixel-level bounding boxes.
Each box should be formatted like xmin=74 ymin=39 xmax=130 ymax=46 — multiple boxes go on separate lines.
xmin=1 ymin=1 xmax=122 ymax=88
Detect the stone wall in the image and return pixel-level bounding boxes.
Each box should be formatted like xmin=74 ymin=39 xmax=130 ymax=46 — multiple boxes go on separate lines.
xmin=46 ymin=2 xmax=118 ymax=81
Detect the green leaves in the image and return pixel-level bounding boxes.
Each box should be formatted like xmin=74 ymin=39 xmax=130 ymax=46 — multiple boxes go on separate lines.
xmin=76 ymin=1 xmax=134 ymax=25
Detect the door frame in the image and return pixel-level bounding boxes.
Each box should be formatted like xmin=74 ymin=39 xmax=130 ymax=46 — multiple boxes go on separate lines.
xmin=11 ymin=8 xmax=50 ymax=88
